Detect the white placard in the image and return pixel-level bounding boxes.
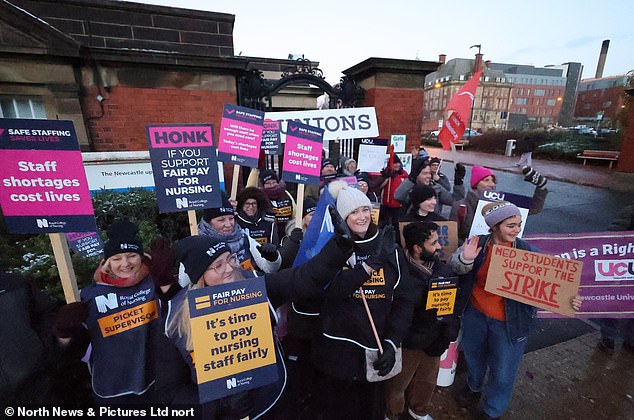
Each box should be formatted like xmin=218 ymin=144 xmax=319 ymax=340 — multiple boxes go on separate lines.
xmin=396 ymin=153 xmax=412 ymax=174
xmin=358 ymin=145 xmax=388 ymax=173
xmin=468 ymin=191 xmax=533 ymax=238
xmin=390 ymin=134 xmax=407 ymax=153
xmin=265 ymin=107 xmax=379 ymax=142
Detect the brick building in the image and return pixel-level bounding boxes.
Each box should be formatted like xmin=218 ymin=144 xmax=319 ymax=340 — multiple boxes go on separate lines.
xmin=574 ymin=74 xmax=629 ymax=129
xmin=423 ymin=54 xmax=512 ymax=133
xmin=1 ymin=0 xmax=437 ymax=161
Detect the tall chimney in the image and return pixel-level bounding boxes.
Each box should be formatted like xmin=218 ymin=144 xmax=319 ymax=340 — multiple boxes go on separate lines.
xmin=439 ymin=54 xmax=446 ymax=64
xmin=485 ymin=60 xmax=491 ymax=68
xmin=595 ymin=40 xmax=609 ymax=78
xmin=473 ymin=53 xmax=483 ymax=73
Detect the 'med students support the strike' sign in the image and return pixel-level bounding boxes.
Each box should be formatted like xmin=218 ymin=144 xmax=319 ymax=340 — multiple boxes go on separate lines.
xmin=188 ymin=277 xmax=277 ymax=403
xmin=0 ymin=118 xmax=96 ymax=233
xmin=146 ymin=124 xmax=222 ymax=213
xmin=485 ymin=245 xmax=582 ymax=317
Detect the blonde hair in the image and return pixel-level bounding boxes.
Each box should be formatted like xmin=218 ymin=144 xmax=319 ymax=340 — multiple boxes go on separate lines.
xmin=166 ymin=269 xmax=245 ymax=352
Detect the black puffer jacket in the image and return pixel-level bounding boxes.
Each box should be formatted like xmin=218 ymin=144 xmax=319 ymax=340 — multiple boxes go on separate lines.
xmin=402 ymin=256 xmax=461 ymax=357
xmin=0 ymin=272 xmax=57 ymax=406
xmin=311 ymin=224 xmax=416 ymax=381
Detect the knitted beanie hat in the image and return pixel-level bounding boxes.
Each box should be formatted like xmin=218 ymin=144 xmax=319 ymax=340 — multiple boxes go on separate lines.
xmin=470 ymin=166 xmax=496 ymax=189
xmin=103 ymin=220 xmax=143 ymax=260
xmin=259 ymin=169 xmax=279 ymax=184
xmin=321 ymin=159 xmax=335 ymax=170
xmin=176 ymin=236 xmax=231 ymax=284
xmin=411 ymin=184 xmax=437 ymax=208
xmin=328 ymin=180 xmax=371 ymax=220
xmin=482 ymin=201 xmax=521 ymax=228
xmin=203 ymin=193 xmax=234 ymax=222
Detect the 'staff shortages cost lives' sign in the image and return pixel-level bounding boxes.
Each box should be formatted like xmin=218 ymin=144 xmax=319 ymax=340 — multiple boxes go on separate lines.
xmin=188 ymin=277 xmax=277 ymax=404
xmin=217 ymin=104 xmax=265 ymax=167
xmin=281 ymin=121 xmax=323 ymax=185
xmin=146 ymin=124 xmax=222 ymax=213
xmin=0 ymin=119 xmax=97 ymax=233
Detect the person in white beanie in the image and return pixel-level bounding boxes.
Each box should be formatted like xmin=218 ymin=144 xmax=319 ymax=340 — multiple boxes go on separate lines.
xmin=309 ymin=180 xmax=416 ymax=420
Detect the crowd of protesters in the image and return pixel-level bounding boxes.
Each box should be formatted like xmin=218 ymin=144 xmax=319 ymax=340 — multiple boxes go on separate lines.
xmin=3 ymin=147 xmax=595 ymax=420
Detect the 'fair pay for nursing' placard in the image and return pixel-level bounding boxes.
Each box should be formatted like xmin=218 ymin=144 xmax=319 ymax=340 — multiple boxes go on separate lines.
xmin=485 ymin=245 xmax=582 ymax=317
xmin=188 ymin=277 xmax=277 ymax=403
xmin=146 ymin=124 xmax=222 ymax=213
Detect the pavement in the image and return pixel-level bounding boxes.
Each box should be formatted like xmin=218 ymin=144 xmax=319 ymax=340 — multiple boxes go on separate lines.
xmin=414 ymin=147 xmax=634 ymax=420
xmin=423 ymin=146 xmax=634 ymax=192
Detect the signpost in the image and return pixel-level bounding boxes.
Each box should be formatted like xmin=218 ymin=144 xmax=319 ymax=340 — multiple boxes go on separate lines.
xmin=0 ymin=119 xmax=98 ymax=302
xmin=188 ymin=277 xmax=277 ymax=403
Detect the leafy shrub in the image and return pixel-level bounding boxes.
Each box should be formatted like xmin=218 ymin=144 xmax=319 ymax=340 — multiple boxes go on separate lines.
xmin=0 ymin=189 xmax=193 ymax=303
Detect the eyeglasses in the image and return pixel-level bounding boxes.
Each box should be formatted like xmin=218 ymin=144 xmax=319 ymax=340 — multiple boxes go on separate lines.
xmin=207 ymin=253 xmax=239 ymax=275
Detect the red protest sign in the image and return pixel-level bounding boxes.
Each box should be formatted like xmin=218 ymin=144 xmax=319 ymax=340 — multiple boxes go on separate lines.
xmin=485 ymin=245 xmax=582 ymax=317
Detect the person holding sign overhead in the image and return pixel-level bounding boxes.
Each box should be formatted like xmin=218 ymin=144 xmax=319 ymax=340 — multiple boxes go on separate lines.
xmin=448 ymin=202 xmax=581 ymax=419
xmin=384 ymin=222 xmax=460 ymax=420
xmin=153 ymin=227 xmax=356 ymax=419
xmin=310 ymin=180 xmax=416 ymax=420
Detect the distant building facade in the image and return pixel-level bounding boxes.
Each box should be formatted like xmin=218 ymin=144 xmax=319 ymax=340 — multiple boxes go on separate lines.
xmin=423 ymin=54 xmax=583 ymax=132
xmin=423 ymin=54 xmax=512 ymax=133
xmin=574 ymin=75 xmax=629 ymax=129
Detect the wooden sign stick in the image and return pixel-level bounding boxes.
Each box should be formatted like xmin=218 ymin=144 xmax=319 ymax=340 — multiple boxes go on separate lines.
xmin=49 ymin=233 xmax=80 ymax=303
xmin=230 ymin=164 xmax=240 ymax=200
xmin=187 ymin=210 xmax=199 ymax=236
xmin=294 ymin=183 xmax=305 ymax=229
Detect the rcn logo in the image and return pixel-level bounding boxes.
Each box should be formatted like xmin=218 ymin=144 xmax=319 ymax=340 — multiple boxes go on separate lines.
xmin=36 ymin=218 xmax=49 ymax=228
xmin=231 ymin=155 xmax=238 ymax=162
xmin=95 ymin=293 xmax=119 ymax=313
xmin=176 ymin=197 xmax=189 ymax=209
xmin=295 ymin=174 xmax=302 ymax=181
xmin=226 ymin=378 xmax=237 ymax=389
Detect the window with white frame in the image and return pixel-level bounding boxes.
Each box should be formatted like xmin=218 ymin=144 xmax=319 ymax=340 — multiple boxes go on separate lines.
xmin=0 ymin=97 xmax=46 ymax=119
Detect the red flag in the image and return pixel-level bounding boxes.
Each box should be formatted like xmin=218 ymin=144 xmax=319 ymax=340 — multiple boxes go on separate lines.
xmin=386 ymin=144 xmax=395 ymax=170
xmin=438 ymin=70 xmax=482 ymax=150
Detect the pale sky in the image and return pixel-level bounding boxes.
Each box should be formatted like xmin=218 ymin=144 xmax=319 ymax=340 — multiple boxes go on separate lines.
xmin=126 ymin=0 xmax=633 ymax=85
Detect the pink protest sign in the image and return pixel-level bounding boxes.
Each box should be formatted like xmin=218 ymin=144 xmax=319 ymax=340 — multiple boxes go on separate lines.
xmin=0 ymin=119 xmax=97 ymax=233
xmin=281 ymin=120 xmax=323 ymax=185
xmin=217 ymin=104 xmax=264 ymax=168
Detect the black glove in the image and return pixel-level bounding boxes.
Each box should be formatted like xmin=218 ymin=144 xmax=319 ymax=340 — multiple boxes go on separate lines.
xmin=257 ymin=242 xmax=279 ymax=262
xmin=373 ymin=340 xmax=397 ymax=376
xmin=454 ymin=163 xmax=466 ymax=186
xmin=328 ymin=205 xmax=354 ymax=248
xmin=149 ymin=237 xmax=177 ymax=287
xmin=522 ymin=166 xmax=547 ymax=188
xmin=364 ymin=225 xmax=396 ymax=271
xmin=289 ymin=227 xmax=303 ymax=243
xmin=55 ymin=302 xmax=89 ymax=338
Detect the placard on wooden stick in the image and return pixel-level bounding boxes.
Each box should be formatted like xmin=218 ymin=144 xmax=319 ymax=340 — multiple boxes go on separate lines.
xmin=485 ymin=245 xmax=582 ymax=317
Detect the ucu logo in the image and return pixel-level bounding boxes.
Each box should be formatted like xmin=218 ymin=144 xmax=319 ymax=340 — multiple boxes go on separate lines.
xmin=483 ymin=190 xmax=505 ymax=201
xmin=594 ymin=259 xmax=634 ymax=281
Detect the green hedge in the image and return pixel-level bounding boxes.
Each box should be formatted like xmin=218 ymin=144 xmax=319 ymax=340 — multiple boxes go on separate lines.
xmin=470 ymin=130 xmax=622 ymax=161
xmin=0 ymin=189 xmax=192 ymax=303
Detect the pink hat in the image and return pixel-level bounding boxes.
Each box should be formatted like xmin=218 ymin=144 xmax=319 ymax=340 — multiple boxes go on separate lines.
xmin=470 ymin=166 xmax=496 ymax=189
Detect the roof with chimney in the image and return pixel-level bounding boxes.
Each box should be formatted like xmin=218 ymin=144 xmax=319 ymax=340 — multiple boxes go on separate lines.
xmin=424 ymin=57 xmax=507 ymax=86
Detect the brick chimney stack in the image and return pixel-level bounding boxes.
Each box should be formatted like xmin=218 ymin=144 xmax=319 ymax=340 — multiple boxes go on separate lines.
xmin=473 ymin=53 xmax=484 ymax=73
xmin=595 ymin=40 xmax=610 ymax=79
xmin=485 ymin=60 xmax=491 ymax=68
xmin=439 ymin=54 xmax=446 ymax=64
